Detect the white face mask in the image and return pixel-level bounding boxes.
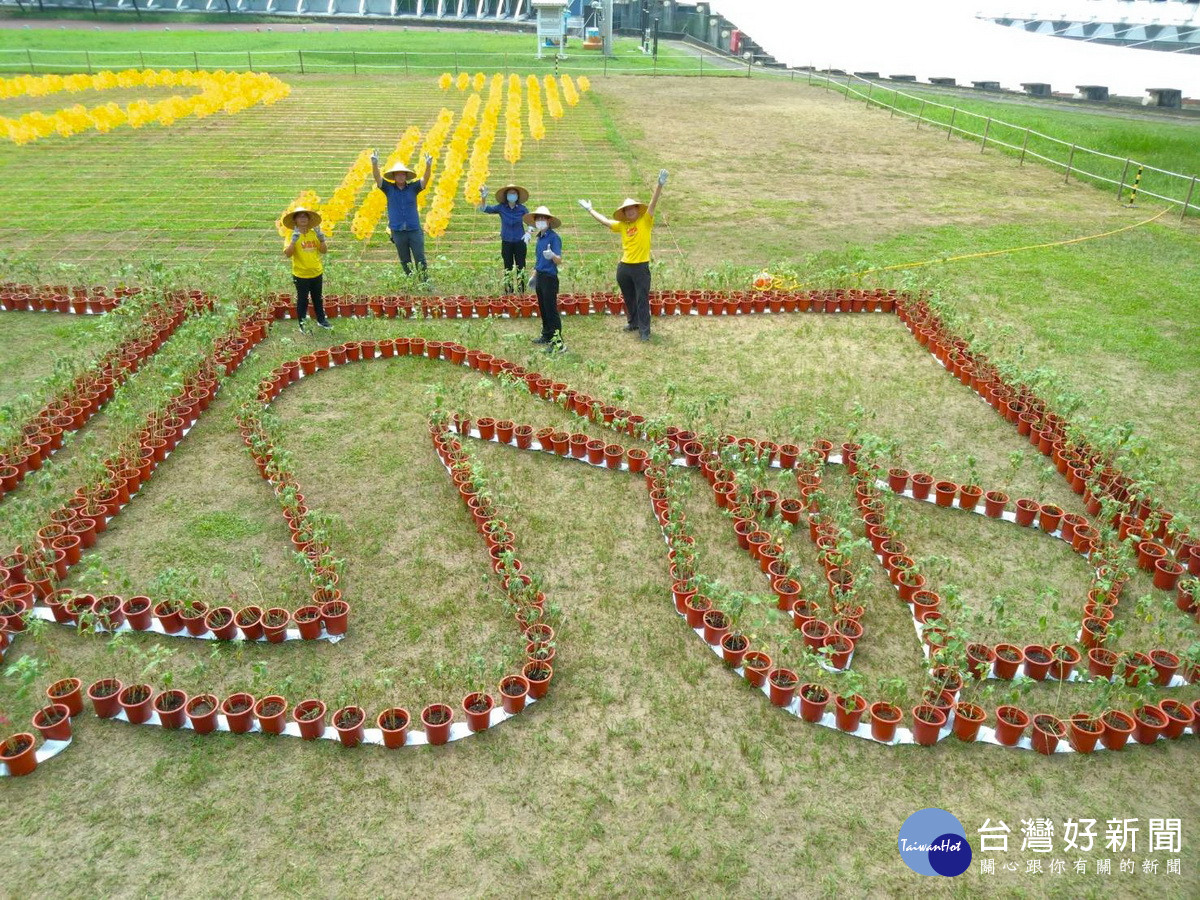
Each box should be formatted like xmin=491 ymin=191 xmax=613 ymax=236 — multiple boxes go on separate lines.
xmin=507 ymin=192 xmax=519 ymax=204
xmin=535 ymin=220 xmax=548 ymax=232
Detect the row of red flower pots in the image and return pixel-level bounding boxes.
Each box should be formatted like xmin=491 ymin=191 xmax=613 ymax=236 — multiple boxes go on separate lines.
xmin=0 ymin=291 xmax=209 ymax=504
xmin=0 ymin=283 xmax=140 ymax=315
xmin=899 ymin=295 xmax=1195 ymax=579
xmin=266 ymin=288 xmax=901 ymax=322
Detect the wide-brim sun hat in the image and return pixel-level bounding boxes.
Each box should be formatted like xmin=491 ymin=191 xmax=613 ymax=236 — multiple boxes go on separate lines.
xmin=523 ymin=206 xmax=561 ymax=230
xmin=383 ymin=163 xmax=418 ymax=182
xmin=281 ymin=207 xmax=322 ymax=229
xmin=613 ymin=197 xmax=647 ymax=219
xmin=497 ymin=184 xmax=530 ymax=204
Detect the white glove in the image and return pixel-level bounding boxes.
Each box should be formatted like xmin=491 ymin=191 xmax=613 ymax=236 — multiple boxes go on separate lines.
xmin=658 ymin=169 xmax=669 ymax=186
xmin=290 ymin=229 xmax=301 ymax=243
xmin=480 ymin=186 xmax=489 ymax=200
xmin=370 ymin=150 xmax=379 ymax=164
xmin=424 ymin=153 xmax=433 ymax=166
xmin=542 ymin=248 xmax=555 ymax=261
xmin=578 ymin=199 xmax=592 ymax=211
xmin=314 ymin=226 xmax=326 ymax=241
xmin=528 ymin=273 xmax=537 ymax=290
xmin=522 ymin=228 xmax=532 ymax=244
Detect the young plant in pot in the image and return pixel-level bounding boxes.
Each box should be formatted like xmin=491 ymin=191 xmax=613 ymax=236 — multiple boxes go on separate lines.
xmin=833 ymin=669 xmax=868 ymax=734
xmin=993 ymin=677 xmax=1035 ymax=747
xmin=869 ymin=676 xmax=907 ymax=743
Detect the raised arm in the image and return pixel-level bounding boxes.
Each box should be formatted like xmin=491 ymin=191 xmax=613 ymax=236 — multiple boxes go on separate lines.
xmin=315 ymin=224 xmax=328 ymax=254
xmin=420 ymin=153 xmax=433 ymax=190
xmin=578 ymin=199 xmax=617 ymax=228
xmin=370 ymin=149 xmax=382 ymax=188
xmin=476 ymin=186 xmax=491 ymax=212
xmin=647 ymin=170 xmax=668 ymax=219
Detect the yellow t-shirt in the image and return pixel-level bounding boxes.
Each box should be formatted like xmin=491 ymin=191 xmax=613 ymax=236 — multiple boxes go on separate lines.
xmin=610 ymin=212 xmax=654 ymax=264
xmin=288 ymin=231 xmax=324 ymax=278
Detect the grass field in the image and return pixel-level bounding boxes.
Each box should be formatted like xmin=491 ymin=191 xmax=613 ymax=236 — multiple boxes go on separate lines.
xmin=1 ymin=25 xmax=1199 ymax=899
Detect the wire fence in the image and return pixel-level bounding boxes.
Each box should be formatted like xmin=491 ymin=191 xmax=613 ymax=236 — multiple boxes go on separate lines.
xmin=798 ymin=70 xmax=1199 ymax=221
xmin=0 ymin=47 xmax=753 ymax=78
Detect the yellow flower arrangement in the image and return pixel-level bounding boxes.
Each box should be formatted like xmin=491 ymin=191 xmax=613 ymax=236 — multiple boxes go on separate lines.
xmin=438 ymin=73 xmax=453 ymax=90
xmin=525 ymin=74 xmax=546 ymax=140
xmin=577 ymin=75 xmax=591 ymax=93
xmin=416 ymin=108 xmax=455 ymax=212
xmin=560 ymin=74 xmax=580 ymax=107
xmin=0 ymin=69 xmax=291 ymax=146
xmin=472 ymin=72 xmax=486 ymax=92
xmin=543 ymin=75 xmax=564 ymax=119
xmin=462 ymin=74 xmax=503 ymax=204
xmin=347 ymin=125 xmax=424 ymax=241
xmin=503 ymin=73 xmax=523 ymax=165
xmin=456 ymin=72 xmax=470 ymax=91
xmin=312 ymin=148 xmax=374 ymax=236
xmin=425 ymin=92 xmax=481 ymax=238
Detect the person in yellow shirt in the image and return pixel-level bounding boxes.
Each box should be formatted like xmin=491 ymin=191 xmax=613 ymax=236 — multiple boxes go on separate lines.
xmin=579 ymin=169 xmax=668 ymax=341
xmin=282 ymin=207 xmax=330 ymax=333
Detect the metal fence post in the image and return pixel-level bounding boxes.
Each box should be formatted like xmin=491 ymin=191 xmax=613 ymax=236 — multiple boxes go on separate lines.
xmin=1116 ymin=159 xmax=1131 ymax=200
xmin=865 ymin=81 xmax=872 ymax=105
xmin=981 ymin=118 xmax=991 ymax=151
xmin=1064 ymin=144 xmax=1076 ymax=183
xmin=917 ymin=99 xmax=926 ymax=126
xmin=27 ymin=49 xmax=34 ymax=74
xmin=454 ymin=52 xmax=459 ymax=76
xmin=86 ymin=51 xmax=92 ymax=76
xmin=353 ymin=51 xmax=358 ymax=75
xmin=947 ymin=107 xmax=956 ymax=140
xmin=248 ymin=51 xmax=253 ymax=73
xmin=193 ymin=51 xmax=199 ymax=72
xmin=807 ymin=66 xmax=812 ymax=85
xmin=699 ymin=53 xmax=703 ymax=77
xmin=405 ymin=52 xmax=409 ymax=75
xmin=138 ymin=50 xmax=145 ymax=70
xmin=1181 ymin=176 xmax=1196 ymax=221
xmin=299 ymin=50 xmax=305 ymax=74
xmin=1019 ymin=128 xmax=1030 ymax=164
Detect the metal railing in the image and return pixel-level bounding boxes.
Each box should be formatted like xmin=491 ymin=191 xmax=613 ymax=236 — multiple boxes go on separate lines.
xmin=0 ymin=46 xmax=753 ymax=77
xmin=800 ymin=70 xmax=1198 ymax=221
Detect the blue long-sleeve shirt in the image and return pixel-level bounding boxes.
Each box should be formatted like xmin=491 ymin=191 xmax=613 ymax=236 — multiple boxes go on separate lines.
xmin=535 ymin=229 xmax=562 ymax=276
xmin=379 ymin=178 xmax=426 ymax=231
xmin=483 ymin=202 xmax=529 ymax=242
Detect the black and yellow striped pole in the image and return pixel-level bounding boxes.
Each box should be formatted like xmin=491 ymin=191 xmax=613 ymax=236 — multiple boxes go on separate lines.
xmin=1126 ymin=165 xmax=1144 ymax=205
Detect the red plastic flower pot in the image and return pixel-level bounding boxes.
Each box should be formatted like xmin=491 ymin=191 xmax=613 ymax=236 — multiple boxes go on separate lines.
xmin=333 ymin=706 xmax=367 ymax=747
xmin=992 ymin=644 xmax=1024 ymax=680
xmin=118 ymin=683 xmax=155 ymax=724
xmin=1031 ymin=714 xmax=1066 ymax=755
xmin=1068 ymin=714 xmax=1103 ymax=754
xmin=993 ymin=705 xmax=1030 ymax=747
xmin=522 ymin=661 xmax=553 ymax=699
xmin=122 ymin=596 xmax=154 ymax=631
xmin=742 ymin=652 xmax=772 ymax=688
xmin=46 ymin=677 xmax=83 ymax=717
xmin=952 ymin=702 xmax=986 ymax=742
xmin=869 ymin=702 xmax=902 ymax=742
xmin=222 ymin=693 xmax=256 ymax=734
xmin=185 ymin=694 xmax=220 ymax=735
xmin=87 ymin=678 xmax=123 ymax=718
xmin=0 ymin=733 xmax=37 ymax=777
xmin=499 ymin=675 xmax=530 ymax=715
xmin=767 ymin=669 xmax=800 ymax=708
xmin=293 ymin=606 xmax=323 ymax=640
xmin=421 ymin=703 xmax=454 ymax=746
xmin=1100 ymin=710 xmax=1135 ymax=751
xmin=834 ymin=694 xmax=867 ymax=733
xmin=1022 ymin=644 xmax=1054 ymax=681
xmin=293 ymin=699 xmax=327 ymax=740
xmin=254 ymin=696 xmax=289 ymax=734
xmin=32 ymin=703 xmax=73 ymax=742
xmin=204 ymin=606 xmax=238 ymax=641
xmin=720 ymin=633 xmax=749 ymax=668
xmin=1158 ymin=699 xmax=1195 ymax=740
xmin=377 ymin=708 xmax=410 ymax=748
xmin=1133 ymin=705 xmax=1168 ymax=745
xmin=154 ymin=689 xmax=189 ymax=729
xmin=911 ymin=704 xmax=947 ymax=746
xmin=320 ymin=599 xmax=350 ymax=636
xmin=236 ymin=606 xmax=264 ymax=641
xmin=462 ymin=692 xmax=495 ymax=732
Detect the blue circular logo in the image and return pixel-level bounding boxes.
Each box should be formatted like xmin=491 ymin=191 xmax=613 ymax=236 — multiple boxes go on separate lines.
xmin=897 ymin=808 xmax=972 ymax=877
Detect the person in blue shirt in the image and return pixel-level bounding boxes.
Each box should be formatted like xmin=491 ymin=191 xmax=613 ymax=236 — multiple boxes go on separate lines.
xmin=370 ymin=149 xmax=433 ymax=280
xmin=523 ymin=205 xmax=564 ymax=352
xmin=477 ymin=183 xmax=532 ymax=295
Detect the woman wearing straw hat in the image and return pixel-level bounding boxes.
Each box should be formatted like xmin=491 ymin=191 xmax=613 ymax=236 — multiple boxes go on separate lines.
xmin=523 ymin=205 xmax=565 ymax=351
xmin=282 ymin=207 xmax=330 ymax=333
xmin=579 ymin=170 xmax=668 ymax=341
xmin=477 ymin=183 xmax=532 ymax=295
xmin=371 ymin=149 xmax=433 ymax=279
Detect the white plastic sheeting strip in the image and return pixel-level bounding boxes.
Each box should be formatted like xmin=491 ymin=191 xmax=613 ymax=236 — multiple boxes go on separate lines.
xmin=100 ymin=698 xmax=536 ymax=746
xmin=25 ymin=605 xmax=344 ymax=645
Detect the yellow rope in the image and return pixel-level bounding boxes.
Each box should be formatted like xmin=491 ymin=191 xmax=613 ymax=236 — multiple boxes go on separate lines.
xmin=759 ymin=206 xmax=1169 ymax=289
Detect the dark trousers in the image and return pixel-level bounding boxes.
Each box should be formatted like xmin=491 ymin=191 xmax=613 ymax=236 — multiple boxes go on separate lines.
xmin=535 ymin=273 xmax=562 ymax=341
xmin=390 ymin=228 xmax=427 ymax=277
xmin=616 ymin=261 xmax=651 ymax=335
xmin=500 ymin=239 xmax=527 ymax=294
xmin=294 ymin=274 xmax=325 ymax=323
